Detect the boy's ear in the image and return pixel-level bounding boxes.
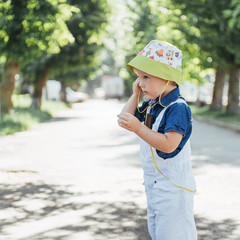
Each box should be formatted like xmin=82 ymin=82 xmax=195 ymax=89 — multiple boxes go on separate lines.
xmin=170 ymin=81 xmax=178 ymax=87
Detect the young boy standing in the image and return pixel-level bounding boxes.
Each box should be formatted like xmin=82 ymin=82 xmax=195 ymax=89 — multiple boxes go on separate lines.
xmin=117 ymin=40 xmax=197 ymax=240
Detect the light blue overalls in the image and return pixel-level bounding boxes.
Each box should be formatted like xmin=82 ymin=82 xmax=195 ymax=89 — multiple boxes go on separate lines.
xmin=140 ymin=99 xmax=197 ymax=240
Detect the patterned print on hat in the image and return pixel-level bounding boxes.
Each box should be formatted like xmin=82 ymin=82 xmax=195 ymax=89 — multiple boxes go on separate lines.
xmin=138 ymin=40 xmax=182 ymax=71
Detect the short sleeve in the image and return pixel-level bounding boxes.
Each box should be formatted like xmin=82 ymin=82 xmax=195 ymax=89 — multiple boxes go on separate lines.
xmin=163 ymin=103 xmax=192 ymax=136
xmin=156 ymin=102 xmax=192 ymax=159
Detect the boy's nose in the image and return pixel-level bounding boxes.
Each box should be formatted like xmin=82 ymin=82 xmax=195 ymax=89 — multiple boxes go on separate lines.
xmin=139 ymin=79 xmax=144 ymax=88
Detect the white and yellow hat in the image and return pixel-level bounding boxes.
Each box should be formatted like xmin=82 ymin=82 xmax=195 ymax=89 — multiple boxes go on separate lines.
xmin=127 ymin=40 xmax=182 ymax=84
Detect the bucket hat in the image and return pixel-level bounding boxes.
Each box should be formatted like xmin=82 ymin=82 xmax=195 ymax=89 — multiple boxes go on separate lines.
xmin=127 ymin=40 xmax=182 ymax=84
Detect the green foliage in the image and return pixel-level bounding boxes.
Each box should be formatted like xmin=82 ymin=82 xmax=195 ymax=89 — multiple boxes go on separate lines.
xmin=144 ymin=1 xmax=212 ymax=84
xmin=122 ymin=0 xmax=158 ymax=95
xmin=0 ymin=94 xmax=51 ymax=135
xmin=0 ymin=106 xmax=51 ymax=135
xmin=120 ymin=0 xmax=212 ymax=88
xmin=125 ymin=0 xmax=157 ymax=60
xmin=223 ymin=0 xmax=240 ymax=64
xmin=224 ymin=0 xmax=240 ymax=29
xmin=170 ymin=0 xmax=240 ymax=67
xmin=21 ymin=0 xmax=109 ymax=88
xmin=50 ymin=0 xmax=108 ymax=86
xmin=98 ymin=1 xmax=132 ymax=78
xmin=0 ymin=0 xmax=109 ymax=113
xmin=190 ymin=105 xmax=240 ymax=125
xmin=0 ymin=0 xmax=73 ymax=67
xmin=0 ymin=94 xmax=70 ymax=136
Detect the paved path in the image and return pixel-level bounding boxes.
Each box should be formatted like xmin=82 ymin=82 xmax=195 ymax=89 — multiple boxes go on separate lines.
xmin=0 ymin=99 xmax=239 ymax=240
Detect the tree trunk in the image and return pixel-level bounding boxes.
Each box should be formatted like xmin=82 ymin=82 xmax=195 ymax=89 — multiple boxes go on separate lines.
xmin=196 ymin=85 xmax=202 ymax=107
xmin=0 ymin=60 xmax=20 ymax=115
xmin=31 ymin=70 xmax=49 ymax=109
xmin=226 ymin=66 xmax=240 ymax=114
xmin=60 ymin=83 xmax=67 ymax=103
xmin=210 ymin=67 xmax=227 ymax=111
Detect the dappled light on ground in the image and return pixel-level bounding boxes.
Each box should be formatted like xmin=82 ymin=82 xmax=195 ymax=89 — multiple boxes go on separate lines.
xmin=0 ymin=182 xmax=239 ymax=240
xmin=0 ymin=100 xmax=239 ymax=239
xmin=0 ymin=182 xmax=149 ymax=240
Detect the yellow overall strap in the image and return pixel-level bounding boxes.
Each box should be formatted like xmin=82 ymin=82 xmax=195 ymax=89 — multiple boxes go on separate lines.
xmin=149 ymin=145 xmax=197 ymax=193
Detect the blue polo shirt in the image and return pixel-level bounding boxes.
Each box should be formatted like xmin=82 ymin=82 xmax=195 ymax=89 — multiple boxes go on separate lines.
xmin=135 ymin=87 xmax=192 ymax=160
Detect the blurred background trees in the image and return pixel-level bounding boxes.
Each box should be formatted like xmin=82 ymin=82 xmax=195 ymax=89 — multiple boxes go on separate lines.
xmin=0 ymin=0 xmax=239 ymax=117
xmin=0 ymin=0 xmax=108 ymax=112
xmin=0 ymin=0 xmax=72 ymax=113
xmin=170 ymin=0 xmax=240 ymax=114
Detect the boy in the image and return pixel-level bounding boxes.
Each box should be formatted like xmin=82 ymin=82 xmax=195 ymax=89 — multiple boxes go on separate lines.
xmin=117 ymin=40 xmax=197 ymax=240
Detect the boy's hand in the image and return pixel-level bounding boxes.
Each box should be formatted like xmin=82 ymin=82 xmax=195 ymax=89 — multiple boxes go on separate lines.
xmin=117 ymin=112 xmax=142 ymax=133
xmin=133 ymin=78 xmax=142 ymax=98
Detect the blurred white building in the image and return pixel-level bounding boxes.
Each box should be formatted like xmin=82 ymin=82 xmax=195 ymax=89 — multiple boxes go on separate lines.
xmin=102 ymin=75 xmax=124 ymax=100
xmin=42 ymin=80 xmax=88 ymax=103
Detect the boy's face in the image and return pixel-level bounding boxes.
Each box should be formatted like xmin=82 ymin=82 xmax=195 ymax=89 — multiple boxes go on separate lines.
xmin=134 ymin=69 xmax=168 ymax=100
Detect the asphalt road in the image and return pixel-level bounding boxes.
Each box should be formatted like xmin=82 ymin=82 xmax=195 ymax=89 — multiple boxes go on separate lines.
xmin=0 ymin=99 xmax=239 ymax=240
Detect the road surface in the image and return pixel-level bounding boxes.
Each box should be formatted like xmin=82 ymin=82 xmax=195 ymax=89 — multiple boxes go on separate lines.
xmin=0 ymin=99 xmax=239 ymax=240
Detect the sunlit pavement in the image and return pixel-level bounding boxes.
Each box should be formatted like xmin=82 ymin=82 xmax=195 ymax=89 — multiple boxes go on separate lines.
xmin=0 ymin=99 xmax=239 ymax=240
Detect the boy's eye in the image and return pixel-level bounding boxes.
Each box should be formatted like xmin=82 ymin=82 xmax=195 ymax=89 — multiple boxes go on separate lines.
xmin=144 ymin=75 xmax=149 ymax=79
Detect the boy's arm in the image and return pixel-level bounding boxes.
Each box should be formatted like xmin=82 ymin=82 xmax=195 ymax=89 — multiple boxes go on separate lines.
xmin=117 ymin=77 xmax=182 ymax=153
xmin=117 ymin=112 xmax=183 ymax=153
xmin=136 ymin=123 xmax=183 ymax=153
xmin=120 ymin=94 xmax=138 ymax=115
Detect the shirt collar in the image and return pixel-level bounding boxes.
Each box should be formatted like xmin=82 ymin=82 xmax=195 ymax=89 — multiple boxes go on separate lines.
xmin=156 ymin=87 xmax=180 ymax=107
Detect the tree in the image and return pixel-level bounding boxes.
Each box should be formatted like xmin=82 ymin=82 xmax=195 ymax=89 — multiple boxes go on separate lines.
xmin=123 ymin=0 xmax=157 ymax=96
xmin=211 ymin=68 xmax=228 ymax=110
xmin=224 ymin=0 xmax=240 ymax=29
xmin=124 ymin=0 xmax=211 ymax=94
xmin=224 ymin=0 xmax=240 ymax=114
xmin=23 ymin=0 xmax=108 ymax=108
xmin=169 ymin=0 xmax=240 ymax=113
xmin=0 ymin=0 xmax=72 ymax=114
xmin=150 ymin=1 xmax=211 ymax=86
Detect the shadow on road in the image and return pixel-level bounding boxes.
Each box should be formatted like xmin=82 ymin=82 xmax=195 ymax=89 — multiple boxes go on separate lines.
xmin=0 ymin=182 xmax=149 ymax=240
xmin=0 ymin=182 xmax=239 ymax=240
xmin=195 ymin=216 xmax=239 ymax=240
xmin=47 ymin=116 xmax=85 ymax=123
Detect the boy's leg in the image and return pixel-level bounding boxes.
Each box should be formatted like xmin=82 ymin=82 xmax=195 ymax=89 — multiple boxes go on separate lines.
xmin=147 ymin=204 xmax=156 ymax=240
xmin=144 ymin=179 xmax=156 ymax=240
xmin=153 ymin=190 xmax=197 ymax=240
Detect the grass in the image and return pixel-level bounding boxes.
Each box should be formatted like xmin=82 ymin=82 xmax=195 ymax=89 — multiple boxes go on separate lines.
xmin=190 ymin=105 xmax=240 ymax=126
xmin=0 ymin=94 xmax=70 ymax=136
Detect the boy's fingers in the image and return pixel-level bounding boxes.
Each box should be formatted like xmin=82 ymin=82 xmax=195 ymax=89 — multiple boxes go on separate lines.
xmin=118 ymin=119 xmax=128 ymax=128
xmin=117 ymin=113 xmax=130 ymax=120
xmin=123 ymin=112 xmax=133 ymax=118
xmin=117 ymin=117 xmax=126 ymax=124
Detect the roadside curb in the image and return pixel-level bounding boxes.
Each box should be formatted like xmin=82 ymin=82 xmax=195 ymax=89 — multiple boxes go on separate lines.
xmin=193 ymin=115 xmax=240 ymax=134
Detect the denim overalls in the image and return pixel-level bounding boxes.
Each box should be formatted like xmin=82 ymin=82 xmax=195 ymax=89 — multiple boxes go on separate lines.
xmin=140 ymin=98 xmax=197 ymax=240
